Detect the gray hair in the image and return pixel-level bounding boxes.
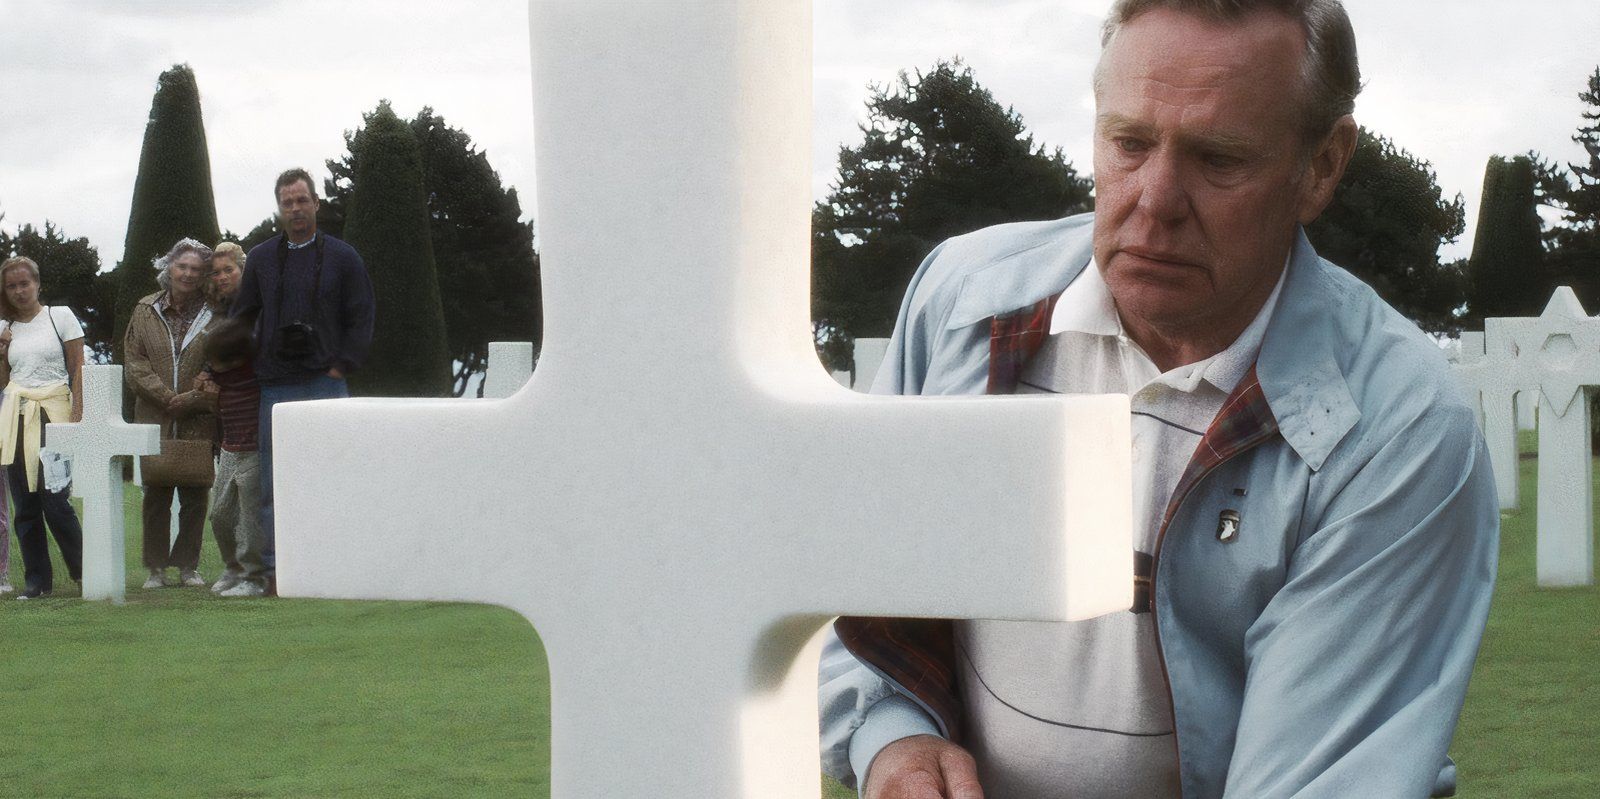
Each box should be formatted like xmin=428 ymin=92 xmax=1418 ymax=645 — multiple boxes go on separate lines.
xmin=1097 ymin=0 xmax=1361 ymax=140
xmin=153 ymin=238 xmax=214 ymax=291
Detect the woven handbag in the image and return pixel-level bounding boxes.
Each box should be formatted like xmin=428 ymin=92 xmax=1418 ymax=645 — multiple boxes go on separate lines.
xmin=141 ymin=421 xmax=215 ymax=488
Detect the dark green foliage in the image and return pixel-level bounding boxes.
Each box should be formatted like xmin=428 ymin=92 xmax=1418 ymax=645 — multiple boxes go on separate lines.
xmin=339 ymin=101 xmax=452 ymax=398
xmin=1465 ymin=155 xmax=1549 ymax=320
xmin=1536 ymin=67 xmax=1600 ymax=308
xmin=325 ymin=109 xmax=541 ymax=396
xmin=230 ymin=216 xmax=279 ymax=255
xmin=0 ymin=221 xmax=117 ymax=359
xmin=1306 ymin=128 xmax=1467 ymax=332
xmin=112 ymin=64 xmax=221 ymax=362
xmin=811 ymin=60 xmax=1094 ymax=370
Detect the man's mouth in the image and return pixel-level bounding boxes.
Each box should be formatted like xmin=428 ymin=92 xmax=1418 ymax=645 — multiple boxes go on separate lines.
xmin=1120 ymin=247 xmax=1203 ymax=269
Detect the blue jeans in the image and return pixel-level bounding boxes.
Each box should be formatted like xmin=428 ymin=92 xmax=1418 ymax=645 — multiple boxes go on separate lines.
xmin=259 ymin=375 xmax=348 ymax=574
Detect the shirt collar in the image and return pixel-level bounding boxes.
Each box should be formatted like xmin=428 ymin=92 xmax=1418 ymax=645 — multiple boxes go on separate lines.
xmin=1048 ymin=258 xmax=1120 ymax=337
xmin=287 ymin=234 xmax=317 ymax=250
xmin=1048 ymin=255 xmax=1289 ymax=395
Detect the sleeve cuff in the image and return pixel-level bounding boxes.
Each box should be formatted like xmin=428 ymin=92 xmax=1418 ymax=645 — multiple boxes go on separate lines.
xmin=848 ymin=693 xmax=944 ymax=790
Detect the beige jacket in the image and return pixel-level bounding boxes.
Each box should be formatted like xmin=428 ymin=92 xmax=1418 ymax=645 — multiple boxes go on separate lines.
xmin=123 ymin=291 xmax=218 ymax=442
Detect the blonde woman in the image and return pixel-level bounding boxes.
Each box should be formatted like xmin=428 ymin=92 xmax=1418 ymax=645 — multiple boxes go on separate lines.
xmin=0 ymin=255 xmax=85 ymax=600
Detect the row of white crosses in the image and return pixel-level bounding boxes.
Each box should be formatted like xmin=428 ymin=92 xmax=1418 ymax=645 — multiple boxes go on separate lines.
xmin=264 ymin=3 xmax=1135 ymax=798
xmin=1454 ymin=286 xmax=1598 ymax=587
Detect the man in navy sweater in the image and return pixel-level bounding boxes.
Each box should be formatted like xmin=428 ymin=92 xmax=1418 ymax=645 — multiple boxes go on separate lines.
xmin=232 ymin=168 xmax=375 ymax=591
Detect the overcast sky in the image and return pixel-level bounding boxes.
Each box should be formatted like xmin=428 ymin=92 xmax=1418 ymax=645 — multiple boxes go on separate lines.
xmin=2 ymin=0 xmax=1596 ymax=269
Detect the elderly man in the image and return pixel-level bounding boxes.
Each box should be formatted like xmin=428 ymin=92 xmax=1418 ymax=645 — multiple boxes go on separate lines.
xmin=819 ymin=1 xmax=1498 ymax=798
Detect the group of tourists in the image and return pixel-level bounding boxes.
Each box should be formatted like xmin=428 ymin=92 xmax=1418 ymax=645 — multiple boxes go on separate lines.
xmin=0 ymin=168 xmax=374 ymax=600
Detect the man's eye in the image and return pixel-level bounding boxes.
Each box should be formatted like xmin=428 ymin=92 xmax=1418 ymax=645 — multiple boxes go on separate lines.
xmin=1204 ymin=153 xmax=1245 ymax=170
xmin=1115 ymin=137 xmax=1148 ymax=154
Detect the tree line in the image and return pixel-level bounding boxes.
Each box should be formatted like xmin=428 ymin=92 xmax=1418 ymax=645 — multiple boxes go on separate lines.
xmin=4 ymin=60 xmax=1597 ymax=388
xmin=0 ymin=65 xmax=540 ymax=398
xmin=813 ymin=59 xmax=1600 ymax=371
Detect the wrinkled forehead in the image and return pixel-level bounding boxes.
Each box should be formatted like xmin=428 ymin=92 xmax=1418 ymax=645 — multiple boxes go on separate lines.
xmin=1093 ymin=8 xmax=1308 ymax=136
xmin=1095 ymin=8 xmax=1307 ymax=97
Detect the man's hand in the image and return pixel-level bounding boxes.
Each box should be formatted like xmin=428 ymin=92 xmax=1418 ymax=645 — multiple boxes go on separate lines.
xmin=326 ymin=366 xmax=344 ymax=379
xmin=864 ymin=735 xmax=984 ymax=799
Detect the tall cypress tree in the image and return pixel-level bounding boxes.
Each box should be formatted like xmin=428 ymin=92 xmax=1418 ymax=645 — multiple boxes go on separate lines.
xmin=112 ymin=64 xmax=221 ymax=362
xmin=323 ymin=108 xmax=541 ymax=396
xmin=341 ymin=101 xmax=452 ymax=397
xmin=1466 ymin=155 xmax=1548 ymax=320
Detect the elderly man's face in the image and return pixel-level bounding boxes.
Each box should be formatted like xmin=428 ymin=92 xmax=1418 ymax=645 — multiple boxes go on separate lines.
xmin=1092 ymin=8 xmax=1348 ymax=343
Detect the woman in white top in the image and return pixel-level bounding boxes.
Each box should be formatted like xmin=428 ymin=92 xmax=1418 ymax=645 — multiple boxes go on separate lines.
xmin=0 ymin=256 xmax=85 ymax=600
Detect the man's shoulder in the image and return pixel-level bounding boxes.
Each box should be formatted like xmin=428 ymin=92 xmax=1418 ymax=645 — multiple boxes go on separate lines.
xmin=1310 ymin=262 xmax=1474 ymax=442
xmin=319 ymin=234 xmax=362 ymax=262
xmin=245 ymin=236 xmax=281 ymax=264
xmin=928 ymin=214 xmax=1092 ymax=281
xmin=905 ymin=214 xmax=1093 ymax=324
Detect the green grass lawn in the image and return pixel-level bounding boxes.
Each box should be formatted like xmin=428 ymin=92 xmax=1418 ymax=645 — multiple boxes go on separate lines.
xmin=2 ymin=436 xmax=1595 ymax=797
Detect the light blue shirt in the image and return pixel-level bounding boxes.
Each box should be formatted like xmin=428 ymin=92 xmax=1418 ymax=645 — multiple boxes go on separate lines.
xmin=820 ymin=213 xmax=1497 ymax=798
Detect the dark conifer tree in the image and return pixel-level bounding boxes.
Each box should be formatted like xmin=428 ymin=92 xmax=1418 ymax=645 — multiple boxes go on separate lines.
xmin=340 ymin=101 xmax=453 ymax=397
xmin=112 ymin=64 xmax=220 ymax=362
xmin=1466 ymin=155 xmax=1548 ymax=320
xmin=325 ymin=108 xmax=540 ymax=395
xmin=1307 ymin=128 xmax=1468 ymax=332
xmin=811 ymin=60 xmax=1093 ymax=369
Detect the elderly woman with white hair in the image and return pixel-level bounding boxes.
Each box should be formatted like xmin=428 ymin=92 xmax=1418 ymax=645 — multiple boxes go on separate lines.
xmin=125 ymin=238 xmax=220 ymax=589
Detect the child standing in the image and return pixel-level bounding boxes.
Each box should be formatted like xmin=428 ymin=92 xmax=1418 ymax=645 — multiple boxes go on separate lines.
xmin=198 ymin=319 xmax=266 ymax=598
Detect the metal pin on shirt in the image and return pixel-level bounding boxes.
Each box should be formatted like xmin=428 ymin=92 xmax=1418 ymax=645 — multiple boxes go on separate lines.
xmin=1217 ymin=509 xmax=1241 ymax=543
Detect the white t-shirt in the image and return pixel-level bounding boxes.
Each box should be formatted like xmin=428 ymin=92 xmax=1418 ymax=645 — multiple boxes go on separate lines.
xmin=5 ymin=306 xmax=84 ymax=389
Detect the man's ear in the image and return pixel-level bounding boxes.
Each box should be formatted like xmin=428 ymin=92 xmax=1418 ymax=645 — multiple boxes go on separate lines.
xmin=1296 ymin=115 xmax=1358 ymax=225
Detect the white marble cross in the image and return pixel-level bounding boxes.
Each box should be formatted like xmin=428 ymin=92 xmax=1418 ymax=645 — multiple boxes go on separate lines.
xmin=44 ymin=364 xmax=160 ymax=602
xmin=1452 ymin=330 xmax=1523 ymax=510
xmin=1487 ymin=287 xmax=1600 ymax=586
xmin=273 ymin=3 xmax=1133 ymax=797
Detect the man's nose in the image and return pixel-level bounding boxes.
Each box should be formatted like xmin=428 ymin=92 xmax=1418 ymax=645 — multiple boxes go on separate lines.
xmin=1134 ymin=149 xmax=1190 ymax=224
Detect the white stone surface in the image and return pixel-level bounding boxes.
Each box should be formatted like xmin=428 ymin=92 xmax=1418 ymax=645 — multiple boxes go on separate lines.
xmin=484 ymin=341 xmax=535 ymax=399
xmin=1488 ymin=287 xmax=1600 ymax=586
xmin=1453 ymin=329 xmax=1521 ymax=510
xmin=44 ymin=365 xmax=160 ymax=602
xmin=271 ymin=2 xmax=1134 ymax=797
xmin=853 ymin=337 xmax=889 ymax=392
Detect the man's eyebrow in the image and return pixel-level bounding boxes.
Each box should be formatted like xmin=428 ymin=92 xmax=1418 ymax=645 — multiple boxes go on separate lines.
xmin=1096 ymin=113 xmax=1154 ymax=138
xmin=1096 ymin=112 xmax=1262 ymax=154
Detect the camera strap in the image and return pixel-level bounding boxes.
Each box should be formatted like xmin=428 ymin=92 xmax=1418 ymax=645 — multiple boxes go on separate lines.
xmin=274 ymin=233 xmax=327 ymax=326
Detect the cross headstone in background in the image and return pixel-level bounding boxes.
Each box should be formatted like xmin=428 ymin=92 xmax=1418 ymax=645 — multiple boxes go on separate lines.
xmin=852 ymin=337 xmax=890 ymax=392
xmin=483 ymin=341 xmax=535 ymax=399
xmin=1452 ymin=329 xmax=1522 ymax=510
xmin=44 ymin=365 xmax=161 ymax=602
xmin=269 ymin=2 xmax=1134 ymax=797
xmin=1487 ymin=287 xmax=1600 ymax=587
